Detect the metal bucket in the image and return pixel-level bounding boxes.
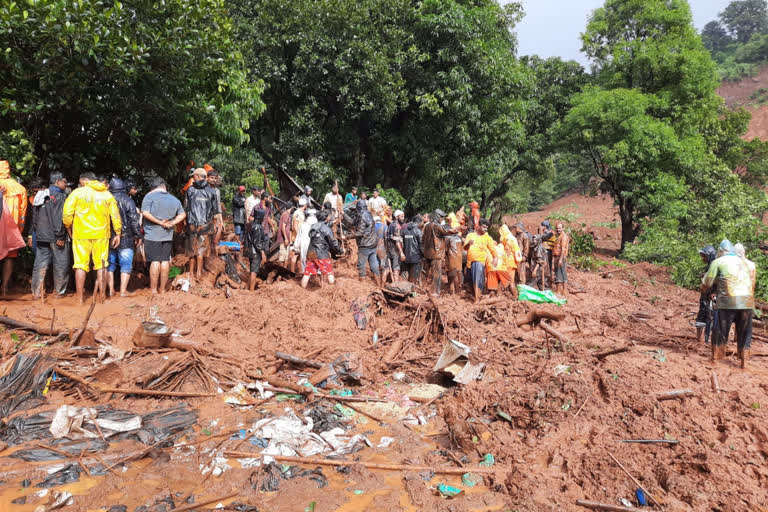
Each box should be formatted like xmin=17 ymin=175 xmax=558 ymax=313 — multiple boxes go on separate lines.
xmin=132 ymin=321 xmax=173 ymax=349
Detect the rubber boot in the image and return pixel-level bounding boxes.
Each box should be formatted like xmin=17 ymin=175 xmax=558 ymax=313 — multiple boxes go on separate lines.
xmin=711 ymin=344 xmax=726 ymax=363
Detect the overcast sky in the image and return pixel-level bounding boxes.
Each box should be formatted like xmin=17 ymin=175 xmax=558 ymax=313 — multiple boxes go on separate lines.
xmin=514 ymin=0 xmax=733 ymax=65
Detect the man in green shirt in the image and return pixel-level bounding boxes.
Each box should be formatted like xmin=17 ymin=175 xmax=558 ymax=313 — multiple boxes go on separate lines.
xmin=702 ymin=239 xmax=756 ymax=368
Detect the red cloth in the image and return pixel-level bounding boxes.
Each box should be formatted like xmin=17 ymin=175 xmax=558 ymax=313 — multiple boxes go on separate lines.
xmin=0 ymin=200 xmax=25 ymax=260
xmin=304 ymin=258 xmax=334 ymax=276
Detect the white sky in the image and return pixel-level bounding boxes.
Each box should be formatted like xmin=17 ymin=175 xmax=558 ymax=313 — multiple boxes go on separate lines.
xmin=513 ymin=0 xmax=734 ymax=65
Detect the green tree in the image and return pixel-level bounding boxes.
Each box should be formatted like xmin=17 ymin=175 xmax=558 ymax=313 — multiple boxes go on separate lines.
xmin=229 ymin=0 xmax=534 ymax=214
xmin=702 ymin=20 xmax=732 ymax=53
xmin=719 ymin=0 xmax=768 ymax=43
xmin=0 ymin=0 xmax=264 ymax=180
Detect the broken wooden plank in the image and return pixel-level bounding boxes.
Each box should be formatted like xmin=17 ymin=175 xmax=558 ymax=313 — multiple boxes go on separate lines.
xmin=594 ymin=347 xmax=630 ymax=360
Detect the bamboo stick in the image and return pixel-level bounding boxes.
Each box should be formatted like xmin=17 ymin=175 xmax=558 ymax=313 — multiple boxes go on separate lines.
xmin=594 ymin=347 xmax=630 ymax=359
xmin=617 ymin=439 xmax=679 ymax=445
xmin=655 ymin=389 xmax=694 ymax=401
xmin=576 ymin=500 xmax=639 ymax=512
xmin=224 ymin=453 xmax=504 ymax=474
xmin=607 ymin=452 xmax=662 ymax=508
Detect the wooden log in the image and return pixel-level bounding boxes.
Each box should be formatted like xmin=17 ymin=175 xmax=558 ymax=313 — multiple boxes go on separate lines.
xmin=655 ymin=389 xmax=695 ymax=401
xmin=275 ymin=351 xmax=323 ymax=369
xmin=599 ymin=262 xmax=644 ymax=277
xmin=265 ymin=377 xmax=309 ymax=394
xmin=594 ymin=347 xmax=630 ymax=360
xmin=617 ymin=439 xmax=679 ymax=445
xmin=576 ymin=500 xmax=639 ymax=512
xmin=607 ymin=452 xmax=662 ymax=508
xmin=223 ymin=453 xmax=505 ymax=474
xmin=72 ymin=302 xmax=96 ymax=345
xmin=540 ymin=320 xmax=571 ymax=345
xmin=171 ymin=493 xmax=238 ymax=512
xmin=514 ymin=309 xmax=565 ymax=327
xmin=0 ymin=315 xmax=62 ymax=335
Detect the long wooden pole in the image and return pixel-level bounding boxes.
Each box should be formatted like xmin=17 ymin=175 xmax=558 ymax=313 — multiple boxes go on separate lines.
xmin=607 ymin=452 xmax=662 ymax=508
xmin=576 ymin=500 xmax=639 ymax=512
xmin=224 ymin=452 xmax=504 ymax=475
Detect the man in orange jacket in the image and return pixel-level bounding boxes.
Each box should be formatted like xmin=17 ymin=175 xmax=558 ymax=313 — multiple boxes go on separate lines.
xmin=0 ymin=160 xmax=28 ymax=296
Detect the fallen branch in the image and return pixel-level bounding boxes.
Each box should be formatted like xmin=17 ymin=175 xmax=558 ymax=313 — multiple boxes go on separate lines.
xmin=275 ymin=351 xmax=323 ymax=369
xmin=655 ymin=389 xmax=694 ymax=401
xmin=224 ymin=453 xmax=505 ymax=474
xmin=104 ymin=437 xmax=170 ymax=472
xmin=574 ymin=396 xmax=591 ymax=418
xmin=617 ymin=439 xmax=679 ymax=445
xmin=540 ymin=320 xmax=571 ymax=345
xmin=0 ymin=315 xmax=62 ymax=335
xmin=97 ymin=387 xmax=218 ymax=398
xmin=576 ymin=500 xmax=639 ymax=512
xmin=514 ymin=309 xmax=565 ymax=327
xmin=594 ymin=347 xmax=630 ymax=360
xmin=171 ymin=493 xmax=238 ymax=512
xmin=600 ymin=263 xmax=644 ymax=277
xmin=607 ymin=452 xmax=662 ymax=508
xmin=342 ymin=402 xmax=387 ymax=423
xmin=71 ymin=303 xmax=96 ymax=345
xmin=711 ymin=371 xmax=720 ymax=393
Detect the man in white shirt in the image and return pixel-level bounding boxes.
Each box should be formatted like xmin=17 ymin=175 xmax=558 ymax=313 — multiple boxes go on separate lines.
xmin=368 ymin=189 xmax=387 ymax=220
xmin=323 ymin=182 xmax=344 ymax=237
xmin=244 ymin=186 xmax=263 ymax=224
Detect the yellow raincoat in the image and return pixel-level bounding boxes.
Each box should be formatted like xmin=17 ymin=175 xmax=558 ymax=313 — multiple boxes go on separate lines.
xmin=499 ymin=225 xmax=522 ymax=271
xmin=0 ymin=160 xmax=27 ymax=232
xmin=63 ymin=180 xmax=121 ymax=240
xmin=63 ymin=180 xmax=121 ymax=271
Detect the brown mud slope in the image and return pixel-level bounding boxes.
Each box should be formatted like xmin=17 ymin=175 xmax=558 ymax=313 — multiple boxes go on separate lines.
xmin=718 ymin=66 xmax=768 ymax=141
xmin=1 ymin=230 xmax=768 ymax=510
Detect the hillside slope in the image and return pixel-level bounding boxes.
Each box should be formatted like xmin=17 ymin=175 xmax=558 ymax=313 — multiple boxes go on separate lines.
xmin=718 ymin=66 xmax=768 ymax=140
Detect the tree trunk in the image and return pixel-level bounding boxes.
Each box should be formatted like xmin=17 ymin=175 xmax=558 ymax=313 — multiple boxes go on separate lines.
xmin=618 ymin=200 xmax=635 ymax=252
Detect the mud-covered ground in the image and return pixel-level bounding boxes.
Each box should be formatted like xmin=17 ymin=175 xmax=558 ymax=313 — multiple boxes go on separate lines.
xmin=1 ymin=194 xmax=767 ymax=512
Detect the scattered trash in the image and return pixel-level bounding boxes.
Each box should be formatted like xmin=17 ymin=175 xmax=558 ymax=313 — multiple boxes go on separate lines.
xmin=479 ymin=454 xmax=495 ymax=467
xmin=372 ymin=330 xmax=378 ymax=344
xmin=496 ymin=411 xmax=513 ymax=423
xmin=172 ymin=275 xmax=191 ymax=292
xmin=353 ymin=490 xmax=364 ymax=495
xmin=553 ymin=364 xmax=572 ymax=376
xmin=334 ymin=404 xmax=355 ymax=418
xmin=434 ymin=340 xmax=485 ymax=385
xmin=33 ymin=491 xmax=73 ymax=512
xmin=305 ymin=501 xmax=316 ymax=512
xmin=392 ymin=372 xmax=411 ymax=383
xmin=462 ymin=472 xmax=480 ymax=487
xmin=231 ymin=430 xmax=269 ymax=448
xmin=652 ymin=349 xmax=666 ymax=363
xmin=517 ymin=284 xmax=567 ymax=305
xmin=224 ymin=384 xmax=257 ymax=406
xmin=437 ymin=484 xmax=462 ymax=498
xmin=636 ymin=488 xmax=647 ymax=506
xmin=377 ymin=437 xmax=395 ymax=448
xmin=619 ymin=498 xmax=634 ymax=508
xmin=168 ymin=266 xmax=183 ymax=279
xmin=37 ymin=465 xmax=82 ymax=488
xmin=350 ymin=300 xmax=370 ymax=329
xmin=132 ymin=320 xmax=173 ymax=349
xmin=0 ymin=353 xmax=56 ymax=418
xmin=49 ymin=405 xmax=142 ymax=439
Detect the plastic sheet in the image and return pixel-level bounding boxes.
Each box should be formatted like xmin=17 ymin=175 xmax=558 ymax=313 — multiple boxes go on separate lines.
xmin=36 ymin=464 xmax=81 ymax=488
xmin=516 ymin=284 xmax=567 ymax=305
xmin=0 ymin=353 xmax=56 ymax=418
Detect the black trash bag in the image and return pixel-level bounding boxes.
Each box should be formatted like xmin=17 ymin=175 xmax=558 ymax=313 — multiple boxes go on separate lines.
xmin=116 ymin=403 xmax=198 ymax=445
xmin=13 ymin=438 xmax=108 ymax=461
xmin=135 ymin=495 xmax=175 ymax=512
xmin=305 ymin=403 xmax=347 ymax=434
xmin=0 ymin=353 xmax=55 ymax=418
xmin=252 ymin=463 xmax=328 ymax=492
xmin=107 ymin=506 xmax=128 ymax=512
xmin=36 ymin=464 xmax=81 ymax=488
xmin=229 ymin=503 xmax=259 ymax=512
xmin=286 ymin=466 xmax=327 ymax=488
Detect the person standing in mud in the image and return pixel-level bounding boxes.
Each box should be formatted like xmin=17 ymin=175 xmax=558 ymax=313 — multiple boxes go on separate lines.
xmin=402 ymin=215 xmax=424 ymax=285
xmin=232 ymin=185 xmax=246 ymax=238
xmin=245 ymin=186 xmax=262 ymax=225
xmin=62 ymin=172 xmax=122 ymax=304
xmin=422 ymin=209 xmax=456 ymax=295
xmin=302 ymin=210 xmax=342 ymax=289
xmin=383 ymin=210 xmax=406 ymax=283
xmin=696 ymin=246 xmax=717 ymax=344
xmin=514 ymin=223 xmax=530 ymax=284
xmin=244 ymin=208 xmax=270 ymax=291
xmin=142 ymin=178 xmax=186 ymax=295
xmin=464 ymin=218 xmax=497 ymax=303
xmin=344 ymin=199 xmax=381 ymax=286
xmin=184 ymin=168 xmax=219 ymax=280
xmin=289 ymin=198 xmax=307 ymax=274
xmin=106 ymin=177 xmax=142 ymax=297
xmin=0 ymin=160 xmax=27 ymax=296
xmin=552 ymin=222 xmax=570 ymax=295
xmin=702 ymin=239 xmax=756 ymax=368
xmin=206 ymin=170 xmax=224 ymax=245
xmin=277 ymin=205 xmax=294 ymax=266
xmin=540 ymin=220 xmax=556 ymax=288
xmin=30 ymin=172 xmax=70 ymax=298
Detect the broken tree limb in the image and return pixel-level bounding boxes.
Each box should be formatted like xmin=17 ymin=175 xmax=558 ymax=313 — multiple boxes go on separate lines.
xmin=575 ymin=500 xmax=639 ymax=512
xmin=104 ymin=437 xmax=173 ymax=472
xmin=0 ymin=315 xmax=62 ymax=335
xmin=514 ymin=309 xmax=565 ymax=327
xmin=540 ymin=320 xmax=571 ymax=345
xmin=71 ymin=302 xmax=96 ymax=345
xmin=599 ymin=263 xmax=644 ymax=277
xmin=655 ymin=389 xmax=695 ymax=401
xmin=607 ymin=452 xmax=662 ymax=508
xmin=617 ymin=439 xmax=679 ymax=445
xmin=594 ymin=347 xmax=631 ymax=360
xmin=171 ymin=493 xmax=238 ymax=512
xmin=275 ymin=351 xmax=323 ymax=369
xmin=224 ymin=453 xmax=505 ymax=474
xmin=342 ymin=402 xmax=387 ymax=423
xmin=711 ymin=371 xmax=720 ymax=393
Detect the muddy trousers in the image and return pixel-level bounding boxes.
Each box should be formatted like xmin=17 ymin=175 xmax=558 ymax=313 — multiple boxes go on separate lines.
xmin=357 ymin=247 xmax=380 ymax=277
xmin=31 ymin=241 xmax=71 ymax=296
xmin=713 ymin=309 xmax=752 ymax=351
xmin=426 ymin=258 xmax=443 ymax=294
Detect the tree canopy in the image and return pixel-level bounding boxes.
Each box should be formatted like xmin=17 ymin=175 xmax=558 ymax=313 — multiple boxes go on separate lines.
xmin=0 ymin=0 xmax=264 ymax=177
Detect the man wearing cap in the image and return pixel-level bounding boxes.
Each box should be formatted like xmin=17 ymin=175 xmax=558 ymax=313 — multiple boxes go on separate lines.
xmin=30 ymin=172 xmax=70 ymax=298
xmin=62 ymin=171 xmax=122 ymax=304
xmin=185 ymin=168 xmax=219 ymax=280
xmin=383 ymin=209 xmax=406 ymax=283
xmin=245 ymin=186 xmax=263 ymax=225
xmin=421 ymin=209 xmax=457 ymax=295
xmin=0 ymin=160 xmax=28 ymax=296
xmin=232 ymin=185 xmax=246 ymax=238
xmin=107 ymin=177 xmax=142 ymax=297
xmin=142 ymin=177 xmax=185 ymax=294
xmin=289 ymin=197 xmax=308 ymax=273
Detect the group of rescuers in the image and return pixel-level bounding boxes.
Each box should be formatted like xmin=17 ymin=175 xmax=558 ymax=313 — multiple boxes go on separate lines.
xmin=0 ymin=160 xmax=759 ymax=368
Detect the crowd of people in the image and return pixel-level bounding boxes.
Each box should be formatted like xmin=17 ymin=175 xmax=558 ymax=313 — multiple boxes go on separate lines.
xmin=0 ymin=160 xmax=572 ymax=304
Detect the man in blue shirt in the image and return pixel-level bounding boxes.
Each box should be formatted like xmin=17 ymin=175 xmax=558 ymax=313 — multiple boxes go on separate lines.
xmin=344 ymin=186 xmax=358 ymax=204
xmin=141 ymin=177 xmax=186 ymax=294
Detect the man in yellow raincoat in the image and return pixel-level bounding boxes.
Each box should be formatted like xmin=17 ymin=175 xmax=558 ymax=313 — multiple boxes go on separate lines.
xmin=62 ymin=172 xmax=122 ymax=304
xmin=0 ymin=160 xmax=27 ymax=296
xmin=499 ymin=224 xmax=522 ymax=299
